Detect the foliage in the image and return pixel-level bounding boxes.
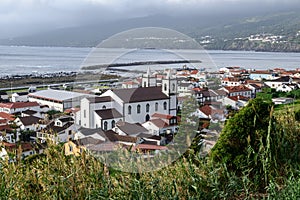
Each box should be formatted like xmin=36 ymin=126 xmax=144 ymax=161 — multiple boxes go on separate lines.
xmin=1 ymin=98 xmax=300 ymax=199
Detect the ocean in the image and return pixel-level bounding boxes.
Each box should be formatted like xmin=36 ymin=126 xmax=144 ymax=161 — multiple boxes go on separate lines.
xmin=0 ymin=45 xmax=299 ymax=76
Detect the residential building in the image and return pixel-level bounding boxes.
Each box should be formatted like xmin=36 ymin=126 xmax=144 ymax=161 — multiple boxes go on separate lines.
xmin=11 ymin=92 xmax=29 ymax=102
xmin=0 ymin=102 xmax=40 ymax=114
xmin=221 ymin=85 xmax=252 ymax=98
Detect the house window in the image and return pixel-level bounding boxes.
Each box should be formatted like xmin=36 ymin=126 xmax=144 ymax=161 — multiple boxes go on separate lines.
xmin=144 ymin=81 xmax=147 ymax=87
xmin=128 ymin=105 xmax=132 ymax=115
xmin=68 ymin=130 xmax=72 ymax=135
xmin=102 ymin=105 xmax=106 ymax=109
xmin=164 ymin=83 xmax=167 ymax=91
xmin=69 ymin=145 xmax=73 ymax=152
xmin=104 ymin=121 xmax=108 ymax=131
xmin=163 ymin=102 xmax=167 ymax=110
xmin=146 ymin=104 xmax=150 ymax=112
xmin=137 ymin=105 xmax=141 ymax=114
xmin=172 ymin=83 xmax=176 ymax=91
xmin=84 ymin=110 xmax=86 ymax=118
xmin=111 ymin=120 xmax=115 ymax=128
xmin=155 ymin=103 xmax=158 ymax=111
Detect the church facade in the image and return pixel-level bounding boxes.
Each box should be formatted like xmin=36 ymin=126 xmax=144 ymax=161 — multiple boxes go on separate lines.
xmin=76 ymin=69 xmax=178 ymax=131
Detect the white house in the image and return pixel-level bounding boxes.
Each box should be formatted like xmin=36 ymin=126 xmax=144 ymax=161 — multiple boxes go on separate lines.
xmin=11 ymin=92 xmax=29 ymax=102
xmin=276 ymin=84 xmax=298 ymax=92
xmin=142 ymin=113 xmax=178 ymax=135
xmin=14 ymin=116 xmax=42 ymax=131
xmin=264 ymin=76 xmax=293 ymax=89
xmin=221 ymin=85 xmax=252 ymax=98
xmin=0 ymin=102 xmax=40 ymax=114
xmin=222 ymin=95 xmax=250 ymax=110
xmin=35 ymin=116 xmax=76 ymax=143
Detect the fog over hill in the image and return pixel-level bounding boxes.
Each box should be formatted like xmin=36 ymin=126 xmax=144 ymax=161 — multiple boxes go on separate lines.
xmin=0 ymin=0 xmax=299 ymax=51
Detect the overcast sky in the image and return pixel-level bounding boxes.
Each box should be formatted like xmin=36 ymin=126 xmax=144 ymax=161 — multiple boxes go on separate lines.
xmin=0 ymin=0 xmax=299 ymax=39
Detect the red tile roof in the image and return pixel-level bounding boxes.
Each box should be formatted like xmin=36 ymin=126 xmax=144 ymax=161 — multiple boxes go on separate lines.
xmin=224 ymin=85 xmax=251 ymax=93
xmin=0 ymin=112 xmax=15 ymax=121
xmin=228 ymin=95 xmax=250 ymax=102
xmin=149 ymin=119 xmax=169 ymax=128
xmin=152 ymin=113 xmax=175 ymax=120
xmin=0 ymin=102 xmax=39 ymax=109
xmin=200 ymin=105 xmax=212 ymax=116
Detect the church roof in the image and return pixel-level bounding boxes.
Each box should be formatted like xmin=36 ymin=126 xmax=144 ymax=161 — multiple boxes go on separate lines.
xmin=112 ymin=86 xmax=169 ymax=103
xmin=95 ymin=109 xmax=123 ymax=120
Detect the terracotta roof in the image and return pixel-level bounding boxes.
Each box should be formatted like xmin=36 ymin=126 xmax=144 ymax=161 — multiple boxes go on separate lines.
xmin=222 ymin=77 xmax=240 ymax=82
xmin=95 ymin=108 xmax=123 ymax=120
xmin=228 ymin=95 xmax=250 ymax=102
xmin=0 ymin=102 xmax=39 ymax=109
xmin=112 ymin=87 xmax=169 ymax=103
xmin=0 ymin=124 xmax=12 ymax=131
xmin=0 ymin=112 xmax=15 ymax=121
xmin=148 ymin=119 xmax=169 ymax=128
xmin=200 ymin=105 xmax=212 ymax=116
xmin=0 ymin=119 xmax=7 ymax=124
xmin=152 ymin=113 xmax=175 ymax=120
xmin=200 ymin=105 xmax=224 ymax=117
xmin=64 ymin=108 xmax=80 ymax=114
xmin=4 ymin=142 xmax=34 ymax=152
xmin=223 ymin=85 xmax=251 ymax=93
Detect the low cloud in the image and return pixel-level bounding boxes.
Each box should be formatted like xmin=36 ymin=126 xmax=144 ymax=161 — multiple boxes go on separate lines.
xmin=0 ymin=0 xmax=299 ymax=38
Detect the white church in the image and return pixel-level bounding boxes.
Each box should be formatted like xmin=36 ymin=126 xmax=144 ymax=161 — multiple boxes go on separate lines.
xmin=75 ymin=68 xmax=178 ymax=131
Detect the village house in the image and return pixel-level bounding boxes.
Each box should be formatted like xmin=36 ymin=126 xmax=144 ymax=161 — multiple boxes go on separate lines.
xmin=248 ymin=70 xmax=276 ymax=80
xmin=222 ymin=95 xmax=250 ymax=110
xmin=14 ymin=116 xmax=42 ymax=131
xmin=264 ymin=76 xmax=293 ymax=89
xmin=197 ymin=105 xmax=225 ymax=121
xmin=221 ymin=77 xmax=243 ymax=87
xmin=220 ymin=85 xmax=252 ymax=98
xmin=0 ymin=102 xmax=40 ymax=114
xmin=36 ymin=116 xmax=76 ymax=143
xmin=11 ymin=92 xmax=29 ymax=102
xmin=142 ymin=113 xmax=178 ymax=136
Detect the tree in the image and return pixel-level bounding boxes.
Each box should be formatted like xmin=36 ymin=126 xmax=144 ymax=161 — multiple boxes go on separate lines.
xmin=210 ymin=98 xmax=274 ymax=170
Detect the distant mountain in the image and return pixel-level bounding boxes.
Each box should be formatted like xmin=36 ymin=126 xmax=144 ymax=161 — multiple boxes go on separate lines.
xmin=0 ymin=12 xmax=299 ymax=52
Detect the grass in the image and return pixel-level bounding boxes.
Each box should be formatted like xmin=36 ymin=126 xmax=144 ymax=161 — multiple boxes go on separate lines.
xmin=0 ymin=101 xmax=300 ymax=199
